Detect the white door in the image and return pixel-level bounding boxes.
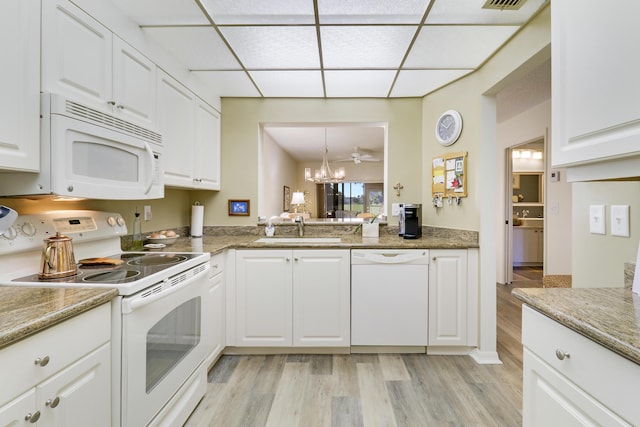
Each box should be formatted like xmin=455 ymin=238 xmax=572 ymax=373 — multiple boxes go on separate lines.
xmin=42 ymin=0 xmax=112 ymax=112
xmin=157 ymin=70 xmax=196 ymax=187
xmin=292 ymin=250 xmax=350 ymax=347
xmin=37 ymin=344 xmax=111 ymax=427
xmin=194 ymin=98 xmax=221 ymax=190
xmin=0 ymin=389 xmax=37 ymax=426
xmin=236 ymin=250 xmax=293 ymax=346
xmin=112 ymin=36 xmax=157 ymax=128
xmin=429 ymin=250 xmax=468 ymax=346
xmin=0 ymin=0 xmax=40 ymax=172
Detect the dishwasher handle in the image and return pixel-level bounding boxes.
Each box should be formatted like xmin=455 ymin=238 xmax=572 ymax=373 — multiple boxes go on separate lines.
xmin=351 ymin=250 xmax=429 ymax=265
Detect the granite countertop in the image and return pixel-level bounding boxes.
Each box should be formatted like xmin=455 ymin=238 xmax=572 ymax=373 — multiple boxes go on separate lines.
xmin=0 ymin=287 xmax=118 ymax=349
xmin=512 ymin=287 xmax=640 ymax=365
xmin=158 ymin=228 xmax=479 ymax=255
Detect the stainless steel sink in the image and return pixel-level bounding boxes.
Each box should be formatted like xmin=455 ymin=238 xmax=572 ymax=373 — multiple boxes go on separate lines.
xmin=255 ymin=237 xmax=342 ymax=244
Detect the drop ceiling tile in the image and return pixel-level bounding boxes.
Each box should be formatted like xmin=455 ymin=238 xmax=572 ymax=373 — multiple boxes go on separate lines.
xmin=321 ymin=26 xmax=417 ymax=69
xmin=110 ymin=0 xmax=208 ymax=25
xmin=404 ymin=25 xmax=519 ymax=68
xmin=143 ymin=27 xmax=241 ymax=70
xmin=318 ymin=0 xmax=430 ymax=24
xmin=249 ymin=71 xmax=324 ymax=97
xmin=391 ymin=69 xmax=472 ymax=97
xmin=200 ymin=0 xmax=315 ymax=24
xmin=192 ymin=71 xmax=261 ymax=97
xmin=325 ymin=70 xmax=397 ymax=98
xmin=219 ymin=26 xmax=320 ymax=69
xmin=427 ymin=0 xmax=548 ymax=25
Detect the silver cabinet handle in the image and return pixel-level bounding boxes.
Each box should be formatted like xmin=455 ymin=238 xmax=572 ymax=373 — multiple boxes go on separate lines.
xmin=116 ymin=104 xmax=125 ymax=110
xmin=285 ymin=257 xmax=290 ymax=262
xmin=34 ymin=356 xmax=50 ymax=367
xmin=25 ymin=411 xmax=40 ymax=423
xmin=107 ymin=100 xmax=116 ymax=106
xmin=555 ymin=349 xmax=570 ymax=360
xmin=432 ymin=257 xmax=437 ymax=261
xmin=46 ymin=397 xmax=61 ymax=408
xmin=294 ymin=257 xmax=299 ymax=261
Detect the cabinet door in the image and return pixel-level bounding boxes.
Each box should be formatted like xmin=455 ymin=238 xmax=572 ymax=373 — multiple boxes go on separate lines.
xmin=112 ymin=36 xmax=157 ymax=128
xmin=42 ymin=0 xmax=112 ymax=112
xmin=0 ymin=389 xmax=37 ymax=426
xmin=292 ymin=250 xmax=350 ymax=347
xmin=37 ymin=343 xmax=111 ymax=427
xmin=194 ymin=98 xmax=221 ymax=190
xmin=523 ymin=349 xmax=630 ymax=427
xmin=209 ymin=271 xmax=225 ymax=359
xmin=157 ymin=70 xmax=196 ymax=188
xmin=552 ymin=1 xmax=640 ymax=169
xmin=236 ymin=250 xmax=293 ymax=346
xmin=429 ymin=250 xmax=467 ymax=346
xmin=0 ymin=0 xmax=40 ymax=172
xmin=513 ymin=228 xmax=539 ymax=265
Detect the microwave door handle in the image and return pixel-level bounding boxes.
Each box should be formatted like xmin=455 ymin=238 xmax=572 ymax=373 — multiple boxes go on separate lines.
xmin=142 ymin=141 xmax=154 ymax=195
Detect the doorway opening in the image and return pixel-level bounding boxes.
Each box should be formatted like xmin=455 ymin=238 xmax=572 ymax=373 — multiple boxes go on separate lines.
xmin=505 ymin=139 xmax=545 ymax=284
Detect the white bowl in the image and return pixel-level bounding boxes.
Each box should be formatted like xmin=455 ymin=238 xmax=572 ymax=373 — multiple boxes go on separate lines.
xmin=146 ymin=235 xmax=179 ymax=245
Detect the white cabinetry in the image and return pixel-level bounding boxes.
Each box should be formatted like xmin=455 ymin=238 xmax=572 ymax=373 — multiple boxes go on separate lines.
xmin=234 ymin=249 xmax=350 ymax=347
xmin=42 ymin=0 xmax=156 ymax=128
xmin=428 ymin=249 xmax=477 ymax=348
xmin=0 ymin=304 xmax=112 ymax=427
xmin=522 ymin=306 xmax=640 ymax=426
xmin=207 ymin=252 xmax=225 ymax=367
xmin=513 ymin=227 xmax=543 ymax=266
xmin=551 ymin=0 xmax=640 ymax=180
xmin=0 ymin=0 xmax=40 ymax=172
xmin=158 ymin=70 xmax=221 ymax=190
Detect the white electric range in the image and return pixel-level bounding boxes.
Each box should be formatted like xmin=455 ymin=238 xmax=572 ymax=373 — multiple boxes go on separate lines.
xmin=0 ymin=210 xmax=212 ymax=427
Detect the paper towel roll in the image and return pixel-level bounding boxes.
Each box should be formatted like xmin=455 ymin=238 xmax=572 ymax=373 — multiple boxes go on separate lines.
xmin=191 ymin=203 xmax=204 ymax=237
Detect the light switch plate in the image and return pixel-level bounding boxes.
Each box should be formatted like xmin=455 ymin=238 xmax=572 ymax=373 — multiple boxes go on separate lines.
xmin=589 ymin=205 xmax=605 ymax=235
xmin=144 ymin=205 xmax=152 ymax=221
xmin=611 ymin=205 xmax=630 ymax=237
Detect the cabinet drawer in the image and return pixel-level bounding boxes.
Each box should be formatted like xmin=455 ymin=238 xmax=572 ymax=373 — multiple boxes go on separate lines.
xmin=522 ymin=306 xmax=640 ymax=423
xmin=209 ymin=252 xmax=224 ymax=277
xmin=0 ymin=303 xmax=111 ymax=406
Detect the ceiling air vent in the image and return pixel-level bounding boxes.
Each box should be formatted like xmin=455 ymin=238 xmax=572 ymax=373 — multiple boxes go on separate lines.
xmin=482 ymin=0 xmax=527 ymax=10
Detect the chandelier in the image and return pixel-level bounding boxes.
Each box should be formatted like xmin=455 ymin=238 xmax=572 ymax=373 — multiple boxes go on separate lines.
xmin=304 ymin=129 xmax=346 ymax=184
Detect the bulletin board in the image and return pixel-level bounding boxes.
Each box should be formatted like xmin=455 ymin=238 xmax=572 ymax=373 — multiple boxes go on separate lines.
xmin=432 ymin=151 xmax=467 ymax=198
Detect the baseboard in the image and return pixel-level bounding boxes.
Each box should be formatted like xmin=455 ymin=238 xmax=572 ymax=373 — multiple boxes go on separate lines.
xmin=350 ymin=346 xmax=426 ymax=354
xmin=469 ymin=348 xmax=503 ymax=365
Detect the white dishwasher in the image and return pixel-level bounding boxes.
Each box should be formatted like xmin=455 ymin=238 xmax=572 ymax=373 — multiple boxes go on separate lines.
xmin=351 ymin=249 xmax=429 ymax=346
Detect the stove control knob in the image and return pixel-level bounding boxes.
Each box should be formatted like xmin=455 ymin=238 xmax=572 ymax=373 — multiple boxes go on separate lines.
xmin=21 ymin=221 xmax=36 ymax=237
xmin=107 ymin=216 xmax=117 ymax=227
xmin=2 ymin=226 xmax=17 ymax=240
xmin=116 ymin=216 xmax=126 ymax=227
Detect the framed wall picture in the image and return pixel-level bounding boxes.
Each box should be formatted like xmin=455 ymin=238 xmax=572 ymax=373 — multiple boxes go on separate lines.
xmin=283 ymin=186 xmax=291 ymax=212
xmin=228 ymin=199 xmax=250 ymax=216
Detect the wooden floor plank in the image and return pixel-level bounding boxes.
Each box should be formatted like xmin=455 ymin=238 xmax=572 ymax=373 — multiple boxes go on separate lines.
xmin=185 ymin=278 xmax=541 ymax=426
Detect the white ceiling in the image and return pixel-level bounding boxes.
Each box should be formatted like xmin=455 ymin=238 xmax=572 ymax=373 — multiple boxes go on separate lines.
xmin=108 ymin=0 xmax=549 ymax=99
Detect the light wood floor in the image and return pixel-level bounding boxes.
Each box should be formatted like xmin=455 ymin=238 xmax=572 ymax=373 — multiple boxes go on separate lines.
xmin=185 ymin=271 xmax=542 ymax=427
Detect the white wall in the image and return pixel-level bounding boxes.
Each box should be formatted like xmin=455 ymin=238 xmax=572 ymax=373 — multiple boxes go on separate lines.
xmin=572 ymin=182 xmax=640 ymax=288
xmin=494 ymin=99 xmax=572 ymax=283
xmin=261 ymin=131 xmax=298 ymax=218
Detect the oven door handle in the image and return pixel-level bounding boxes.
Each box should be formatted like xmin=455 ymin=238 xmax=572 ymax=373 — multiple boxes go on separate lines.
xmin=122 ymin=265 xmax=209 ymax=314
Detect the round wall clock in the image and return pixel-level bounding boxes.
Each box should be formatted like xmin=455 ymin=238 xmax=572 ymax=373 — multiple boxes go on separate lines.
xmin=435 ymin=110 xmax=463 ymax=146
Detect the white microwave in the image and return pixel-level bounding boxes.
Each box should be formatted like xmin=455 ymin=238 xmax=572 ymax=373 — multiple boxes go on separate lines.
xmin=0 ymin=93 xmax=164 ymax=200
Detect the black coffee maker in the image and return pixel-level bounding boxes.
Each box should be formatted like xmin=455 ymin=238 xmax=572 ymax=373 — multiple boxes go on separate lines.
xmin=401 ymin=204 xmax=422 ymax=239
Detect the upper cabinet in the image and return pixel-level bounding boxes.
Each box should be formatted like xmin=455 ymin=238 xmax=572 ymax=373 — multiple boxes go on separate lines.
xmin=0 ymin=0 xmax=40 ymax=172
xmin=551 ymin=1 xmax=640 ymax=180
xmin=42 ymin=0 xmax=156 ymax=129
xmin=158 ymin=70 xmax=221 ymax=190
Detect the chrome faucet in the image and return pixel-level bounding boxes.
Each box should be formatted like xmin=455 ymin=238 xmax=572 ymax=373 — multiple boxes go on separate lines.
xmin=294 ymin=215 xmax=305 ymax=237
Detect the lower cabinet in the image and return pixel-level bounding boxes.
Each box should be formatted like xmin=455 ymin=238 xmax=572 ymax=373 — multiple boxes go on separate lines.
xmin=0 ymin=303 xmax=111 ymax=427
xmin=208 ymin=253 xmax=225 ymax=363
xmin=428 ymin=249 xmax=477 ymax=347
xmin=513 ymin=227 xmax=543 ymax=266
xmin=522 ymin=306 xmax=640 ymax=426
xmin=234 ymin=249 xmax=350 ymax=347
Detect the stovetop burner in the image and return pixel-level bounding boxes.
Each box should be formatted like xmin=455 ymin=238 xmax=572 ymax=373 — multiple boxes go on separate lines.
xmin=126 ymin=254 xmax=188 ymax=267
xmin=83 ymin=269 xmax=141 ymax=283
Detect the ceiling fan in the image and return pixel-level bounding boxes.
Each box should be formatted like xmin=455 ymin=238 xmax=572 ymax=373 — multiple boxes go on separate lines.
xmin=335 ymin=146 xmax=382 ymax=164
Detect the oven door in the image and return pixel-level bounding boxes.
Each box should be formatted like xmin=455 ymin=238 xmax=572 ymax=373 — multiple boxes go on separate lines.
xmin=120 ymin=263 xmax=212 ymax=427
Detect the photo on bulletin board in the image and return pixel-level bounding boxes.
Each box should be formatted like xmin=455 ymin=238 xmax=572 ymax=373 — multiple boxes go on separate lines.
xmin=432 ymin=151 xmax=467 ymax=198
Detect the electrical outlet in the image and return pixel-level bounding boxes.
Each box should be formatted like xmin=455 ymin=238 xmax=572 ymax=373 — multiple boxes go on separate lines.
xmin=391 ymin=203 xmax=403 ymax=217
xmin=611 ymin=205 xmax=630 ymax=237
xmin=589 ymin=205 xmax=605 ymax=235
xmin=143 ymin=205 xmax=152 ymax=221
